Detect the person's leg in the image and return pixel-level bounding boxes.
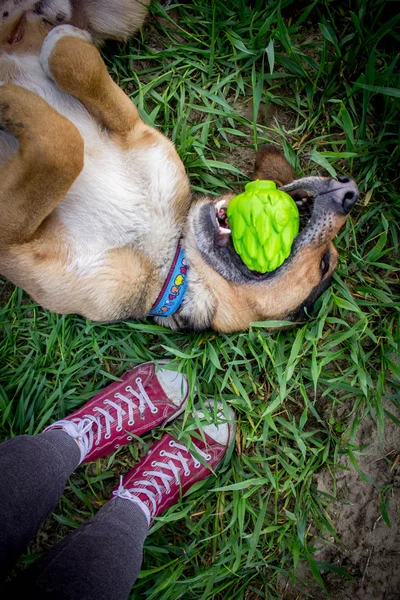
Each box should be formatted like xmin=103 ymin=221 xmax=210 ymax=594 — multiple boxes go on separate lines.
xmin=8 ymin=402 xmax=236 ymax=600
xmin=0 ymin=362 xmax=188 ymax=579
xmin=9 ymin=496 xmax=149 ymax=600
xmin=0 ymin=430 xmax=80 ymax=579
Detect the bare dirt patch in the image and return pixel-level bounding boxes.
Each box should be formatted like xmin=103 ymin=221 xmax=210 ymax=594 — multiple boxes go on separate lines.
xmin=279 ymin=407 xmax=400 ymax=599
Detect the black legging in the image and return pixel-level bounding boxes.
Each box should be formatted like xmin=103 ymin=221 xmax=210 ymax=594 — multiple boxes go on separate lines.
xmin=0 ymin=430 xmax=148 ymax=599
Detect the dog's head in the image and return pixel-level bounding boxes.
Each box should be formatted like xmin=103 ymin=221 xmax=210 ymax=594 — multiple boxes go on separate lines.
xmin=184 ymin=145 xmax=358 ymax=332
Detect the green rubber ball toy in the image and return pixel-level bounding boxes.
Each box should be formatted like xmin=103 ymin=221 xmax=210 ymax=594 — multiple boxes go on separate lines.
xmin=227 ymin=180 xmax=299 ymax=273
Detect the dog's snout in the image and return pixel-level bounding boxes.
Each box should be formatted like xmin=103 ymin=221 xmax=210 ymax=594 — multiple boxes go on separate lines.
xmin=330 ymin=177 xmax=359 ymax=214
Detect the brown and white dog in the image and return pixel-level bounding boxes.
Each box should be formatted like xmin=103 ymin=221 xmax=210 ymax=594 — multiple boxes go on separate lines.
xmin=0 ymin=0 xmax=359 ymax=332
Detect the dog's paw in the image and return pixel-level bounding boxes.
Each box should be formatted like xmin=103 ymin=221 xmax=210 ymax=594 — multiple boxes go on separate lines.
xmin=40 ymin=25 xmax=92 ymax=80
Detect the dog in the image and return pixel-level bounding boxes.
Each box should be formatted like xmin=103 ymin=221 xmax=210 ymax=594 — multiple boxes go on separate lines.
xmin=0 ymin=0 xmax=359 ymax=332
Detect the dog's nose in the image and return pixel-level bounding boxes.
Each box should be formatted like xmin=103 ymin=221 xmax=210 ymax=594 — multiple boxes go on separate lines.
xmin=329 ymin=176 xmax=359 ymax=214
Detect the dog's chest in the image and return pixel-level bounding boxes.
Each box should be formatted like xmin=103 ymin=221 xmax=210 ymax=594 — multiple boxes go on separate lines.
xmin=0 ymin=53 xmax=184 ymax=275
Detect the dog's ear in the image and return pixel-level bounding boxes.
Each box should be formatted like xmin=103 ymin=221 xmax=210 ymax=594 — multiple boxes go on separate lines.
xmin=253 ymin=144 xmax=296 ymax=187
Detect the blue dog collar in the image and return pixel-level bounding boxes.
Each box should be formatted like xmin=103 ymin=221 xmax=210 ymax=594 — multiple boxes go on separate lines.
xmin=149 ymin=245 xmax=188 ymax=317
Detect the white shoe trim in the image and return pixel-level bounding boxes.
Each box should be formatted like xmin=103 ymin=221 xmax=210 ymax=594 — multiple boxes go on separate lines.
xmin=156 ymin=363 xmax=188 ymax=409
xmin=198 ymin=401 xmax=236 ymax=447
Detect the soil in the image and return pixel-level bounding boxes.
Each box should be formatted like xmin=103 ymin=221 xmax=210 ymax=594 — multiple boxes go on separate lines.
xmin=227 ymin=97 xmax=299 ymax=181
xmin=279 ymin=404 xmax=400 ymax=600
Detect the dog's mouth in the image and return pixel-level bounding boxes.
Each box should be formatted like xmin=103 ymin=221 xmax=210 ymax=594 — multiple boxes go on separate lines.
xmin=215 ymin=190 xmax=313 ymax=240
xmin=213 ymin=186 xmax=314 ymax=277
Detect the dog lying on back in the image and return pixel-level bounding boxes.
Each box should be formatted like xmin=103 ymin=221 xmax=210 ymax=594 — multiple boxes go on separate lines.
xmin=0 ymin=0 xmax=359 ymax=332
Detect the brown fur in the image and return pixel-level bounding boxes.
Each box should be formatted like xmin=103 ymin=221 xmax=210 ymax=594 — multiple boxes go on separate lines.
xmin=253 ymin=144 xmax=296 ymax=186
xmin=0 ymin=83 xmax=84 ymax=246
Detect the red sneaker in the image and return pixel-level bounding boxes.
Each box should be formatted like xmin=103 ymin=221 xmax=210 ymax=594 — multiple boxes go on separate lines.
xmin=112 ymin=403 xmax=236 ymax=525
xmin=45 ymin=362 xmax=189 ymax=463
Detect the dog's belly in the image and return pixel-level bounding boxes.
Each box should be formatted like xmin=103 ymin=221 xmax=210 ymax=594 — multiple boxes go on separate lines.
xmin=0 ymin=53 xmax=185 ymax=278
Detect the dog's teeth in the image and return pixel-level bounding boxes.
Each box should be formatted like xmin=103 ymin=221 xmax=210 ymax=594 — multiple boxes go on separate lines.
xmin=218 ymin=226 xmax=231 ymax=235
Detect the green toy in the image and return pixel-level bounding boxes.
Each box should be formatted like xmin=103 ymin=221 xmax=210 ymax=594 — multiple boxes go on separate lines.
xmin=227 ymin=180 xmax=299 ymax=273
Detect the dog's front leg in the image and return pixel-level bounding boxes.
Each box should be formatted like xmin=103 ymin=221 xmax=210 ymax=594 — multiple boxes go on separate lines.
xmin=0 ymin=83 xmax=83 ymax=247
xmin=41 ymin=26 xmax=141 ymax=139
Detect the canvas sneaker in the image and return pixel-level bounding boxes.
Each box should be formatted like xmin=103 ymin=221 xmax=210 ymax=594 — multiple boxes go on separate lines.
xmin=45 ymin=362 xmax=189 ymax=463
xmin=112 ymin=402 xmax=236 ymax=525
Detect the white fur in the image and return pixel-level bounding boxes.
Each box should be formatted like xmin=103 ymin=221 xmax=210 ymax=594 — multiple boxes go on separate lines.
xmin=180 ymin=268 xmax=216 ymax=326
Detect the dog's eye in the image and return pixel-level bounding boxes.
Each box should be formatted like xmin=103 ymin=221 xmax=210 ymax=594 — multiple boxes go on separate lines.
xmin=320 ymin=252 xmax=330 ymax=278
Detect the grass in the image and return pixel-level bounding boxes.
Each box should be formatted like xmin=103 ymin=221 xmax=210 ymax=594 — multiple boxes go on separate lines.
xmin=0 ymin=0 xmax=399 ymax=598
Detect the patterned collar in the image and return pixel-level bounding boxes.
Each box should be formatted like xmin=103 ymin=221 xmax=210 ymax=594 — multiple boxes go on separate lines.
xmin=148 ymin=245 xmax=188 ymax=318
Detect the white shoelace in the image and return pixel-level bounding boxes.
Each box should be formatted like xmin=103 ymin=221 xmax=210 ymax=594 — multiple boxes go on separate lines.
xmin=113 ymin=439 xmax=211 ymax=524
xmin=53 ymin=378 xmax=158 ymax=462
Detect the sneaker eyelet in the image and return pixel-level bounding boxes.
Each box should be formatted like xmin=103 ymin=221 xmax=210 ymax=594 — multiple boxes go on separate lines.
xmin=184 ymin=470 xmax=191 ymax=476
xmin=95 ymin=441 xmax=100 ymax=447
xmin=151 ymin=461 xmax=157 ymax=467
xmin=105 ymin=433 xmax=111 ymax=440
xmin=116 ymin=426 xmax=123 ymax=432
xmin=194 ymin=461 xmax=200 ymax=468
xmin=135 ymin=377 xmax=142 ymax=385
xmin=151 ymin=407 xmax=158 ymax=414
xmin=128 ymin=419 xmax=135 ymax=426
xmin=127 ymin=436 xmax=132 ymax=441
xmin=143 ymin=471 xmax=148 ymax=476
xmin=160 ymin=450 xmax=166 ymax=456
xmin=206 ymin=454 xmax=211 ymax=461
xmin=115 ymin=445 xmax=120 ymax=449
xmin=169 ymin=440 xmax=175 ymax=447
